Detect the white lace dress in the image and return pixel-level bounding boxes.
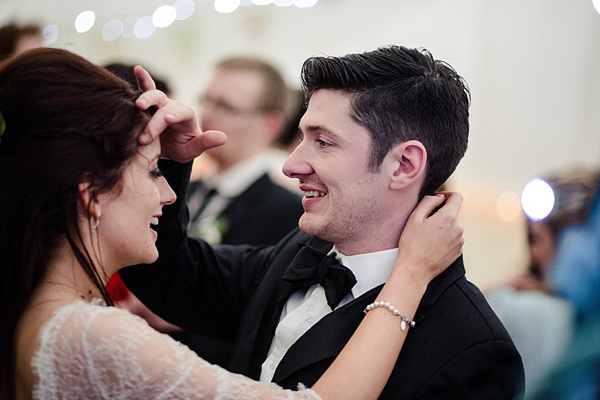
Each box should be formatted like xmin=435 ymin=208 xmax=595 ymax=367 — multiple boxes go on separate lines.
xmin=31 ymin=299 xmax=321 ymax=400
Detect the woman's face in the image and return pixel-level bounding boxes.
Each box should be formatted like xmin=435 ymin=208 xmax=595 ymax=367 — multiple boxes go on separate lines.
xmin=96 ymin=140 xmax=176 ymax=270
xmin=528 ymin=220 xmax=556 ymax=275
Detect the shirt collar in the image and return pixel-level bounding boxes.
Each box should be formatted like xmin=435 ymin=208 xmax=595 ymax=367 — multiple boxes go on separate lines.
xmin=207 ymin=152 xmax=273 ymax=198
xmin=330 ymin=246 xmax=399 ymax=299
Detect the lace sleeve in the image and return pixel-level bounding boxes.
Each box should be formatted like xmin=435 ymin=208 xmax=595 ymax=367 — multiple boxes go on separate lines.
xmin=32 ymin=302 xmax=321 ymax=400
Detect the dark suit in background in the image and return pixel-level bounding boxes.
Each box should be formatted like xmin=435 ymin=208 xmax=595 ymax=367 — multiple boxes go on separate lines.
xmin=121 ymin=161 xmax=525 ymax=399
xmin=186 ymin=173 xmax=303 ymax=246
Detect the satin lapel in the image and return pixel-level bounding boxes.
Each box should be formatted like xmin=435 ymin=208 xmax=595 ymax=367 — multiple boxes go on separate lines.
xmin=247 ymin=280 xmax=297 ymax=378
xmin=273 ymin=290 xmax=378 ymax=383
xmin=230 ymin=230 xmax=310 ymax=375
xmin=271 ymin=256 xmax=466 ymax=383
xmin=237 ymin=233 xmax=334 ymax=378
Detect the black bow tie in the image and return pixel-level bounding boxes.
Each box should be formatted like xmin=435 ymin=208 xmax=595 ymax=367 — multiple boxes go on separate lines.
xmin=282 ymin=244 xmax=357 ymax=309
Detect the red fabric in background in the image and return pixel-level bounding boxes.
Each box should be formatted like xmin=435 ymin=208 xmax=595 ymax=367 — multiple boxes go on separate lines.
xmin=106 ymin=273 xmax=129 ymax=301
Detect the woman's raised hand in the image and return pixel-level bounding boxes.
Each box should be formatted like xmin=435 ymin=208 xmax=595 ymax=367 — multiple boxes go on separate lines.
xmin=395 ymin=192 xmax=464 ymax=287
xmin=133 ymin=65 xmax=226 ymax=163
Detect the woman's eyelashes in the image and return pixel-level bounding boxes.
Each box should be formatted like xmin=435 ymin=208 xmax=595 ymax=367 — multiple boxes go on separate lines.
xmin=150 ymin=167 xmax=163 ymax=179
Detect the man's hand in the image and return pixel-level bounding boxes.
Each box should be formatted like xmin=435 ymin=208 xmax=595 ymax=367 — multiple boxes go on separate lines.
xmin=133 ymin=66 xmax=226 ymax=163
xmin=396 ymin=192 xmax=464 ymax=285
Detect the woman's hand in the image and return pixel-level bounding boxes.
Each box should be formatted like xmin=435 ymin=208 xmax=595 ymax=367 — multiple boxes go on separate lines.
xmin=313 ymin=193 xmax=464 ymax=400
xmin=395 ymin=192 xmax=464 ymax=287
xmin=133 ymin=66 xmax=226 ymax=163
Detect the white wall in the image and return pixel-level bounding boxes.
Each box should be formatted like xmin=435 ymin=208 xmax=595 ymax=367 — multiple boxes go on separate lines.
xmin=3 ymin=0 xmax=600 ymax=287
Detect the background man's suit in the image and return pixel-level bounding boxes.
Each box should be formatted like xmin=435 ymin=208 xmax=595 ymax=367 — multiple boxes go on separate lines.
xmin=187 ymin=173 xmax=303 ymax=246
xmin=121 ymin=160 xmax=525 ymax=399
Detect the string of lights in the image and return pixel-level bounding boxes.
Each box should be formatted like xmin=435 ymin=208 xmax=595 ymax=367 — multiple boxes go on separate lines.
xmin=38 ymin=0 xmax=319 ymax=44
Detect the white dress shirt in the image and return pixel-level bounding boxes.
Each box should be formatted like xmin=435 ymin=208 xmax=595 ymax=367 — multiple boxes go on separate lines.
xmin=259 ymin=246 xmax=399 ymax=382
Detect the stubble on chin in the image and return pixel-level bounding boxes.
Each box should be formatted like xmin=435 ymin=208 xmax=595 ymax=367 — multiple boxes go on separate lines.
xmin=298 ymin=214 xmax=346 ymax=244
xmin=297 ymin=213 xmax=327 ymax=240
xmin=297 ymin=214 xmax=313 ymax=236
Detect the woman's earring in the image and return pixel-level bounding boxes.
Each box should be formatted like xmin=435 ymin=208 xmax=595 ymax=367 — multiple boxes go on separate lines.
xmin=92 ymin=216 xmax=100 ymax=234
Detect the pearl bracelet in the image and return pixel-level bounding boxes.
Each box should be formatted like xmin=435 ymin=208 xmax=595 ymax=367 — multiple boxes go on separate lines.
xmin=363 ymin=301 xmax=416 ymax=331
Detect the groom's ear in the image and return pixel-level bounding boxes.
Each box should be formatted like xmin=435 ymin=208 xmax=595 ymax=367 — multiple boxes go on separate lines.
xmin=389 ymin=140 xmax=427 ymax=191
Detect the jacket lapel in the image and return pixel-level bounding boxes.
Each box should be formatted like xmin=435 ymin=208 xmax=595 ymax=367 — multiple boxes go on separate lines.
xmin=272 ymin=289 xmax=376 ymax=382
xmin=272 ymin=256 xmax=466 ymax=383
xmin=247 ymin=279 xmax=297 ymax=378
xmin=235 ymin=232 xmax=334 ymax=378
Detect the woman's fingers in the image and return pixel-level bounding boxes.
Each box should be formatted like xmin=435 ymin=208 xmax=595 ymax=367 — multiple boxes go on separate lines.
xmin=132 ymin=66 xmax=227 ymax=162
xmin=134 ymin=65 xmax=157 ymax=92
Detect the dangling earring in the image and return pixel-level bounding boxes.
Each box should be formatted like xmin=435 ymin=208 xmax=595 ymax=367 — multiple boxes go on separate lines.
xmin=92 ymin=216 xmax=100 ymax=234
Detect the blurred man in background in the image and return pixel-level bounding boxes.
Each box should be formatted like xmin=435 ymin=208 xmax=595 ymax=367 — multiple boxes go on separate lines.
xmin=188 ymin=57 xmax=303 ymax=246
xmin=0 ymin=22 xmax=42 ymax=62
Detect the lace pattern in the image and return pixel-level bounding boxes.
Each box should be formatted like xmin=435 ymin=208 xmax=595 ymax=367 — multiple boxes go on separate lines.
xmin=31 ymin=300 xmax=321 ymax=400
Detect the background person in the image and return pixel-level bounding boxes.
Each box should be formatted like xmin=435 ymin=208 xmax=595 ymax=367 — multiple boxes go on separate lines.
xmin=0 ymin=22 xmax=42 ymax=62
xmin=187 ymin=56 xmax=303 ymax=246
xmin=486 ymin=168 xmax=600 ymax=398
xmin=531 ymin=172 xmax=600 ymax=400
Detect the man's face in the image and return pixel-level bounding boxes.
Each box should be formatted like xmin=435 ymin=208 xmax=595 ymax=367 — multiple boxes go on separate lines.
xmin=283 ymin=89 xmax=392 ymax=254
xmin=14 ymin=34 xmax=43 ymax=56
xmin=199 ymin=68 xmax=269 ymax=166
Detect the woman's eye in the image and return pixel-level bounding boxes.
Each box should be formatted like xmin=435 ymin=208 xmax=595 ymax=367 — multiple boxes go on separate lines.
xmin=150 ymin=168 xmax=163 ymax=179
xmin=316 ymin=139 xmax=328 ymax=147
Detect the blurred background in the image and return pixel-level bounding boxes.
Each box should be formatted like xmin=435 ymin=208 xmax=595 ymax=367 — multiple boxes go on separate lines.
xmin=2 ymin=0 xmax=600 ymax=289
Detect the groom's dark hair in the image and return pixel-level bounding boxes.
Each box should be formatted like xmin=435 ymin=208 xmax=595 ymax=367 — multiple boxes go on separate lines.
xmin=301 ymin=45 xmax=470 ymax=197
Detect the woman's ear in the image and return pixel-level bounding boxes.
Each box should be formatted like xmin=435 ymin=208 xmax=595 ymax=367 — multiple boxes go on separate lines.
xmin=78 ymin=181 xmax=102 ymax=220
xmin=389 ymin=140 xmax=427 ymax=191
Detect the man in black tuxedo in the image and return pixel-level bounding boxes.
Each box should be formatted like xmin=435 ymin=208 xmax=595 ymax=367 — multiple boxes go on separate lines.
xmin=122 ymin=45 xmax=525 ymax=399
xmin=187 ymin=56 xmax=303 ymax=246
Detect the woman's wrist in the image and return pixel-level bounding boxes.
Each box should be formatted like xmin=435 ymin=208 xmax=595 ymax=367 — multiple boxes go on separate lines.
xmin=387 ymin=260 xmax=432 ymax=294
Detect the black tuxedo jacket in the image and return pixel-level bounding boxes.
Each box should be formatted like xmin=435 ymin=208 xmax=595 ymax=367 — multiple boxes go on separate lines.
xmin=187 ymin=174 xmax=304 ymax=246
xmin=121 ymin=160 xmax=524 ymax=399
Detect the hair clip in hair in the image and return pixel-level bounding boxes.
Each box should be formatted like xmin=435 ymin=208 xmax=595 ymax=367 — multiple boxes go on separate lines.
xmin=0 ymin=110 xmax=6 ymax=141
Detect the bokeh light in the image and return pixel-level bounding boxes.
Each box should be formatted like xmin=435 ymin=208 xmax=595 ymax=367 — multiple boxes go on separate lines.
xmin=593 ymin=0 xmax=600 ymax=15
xmin=58 ymin=0 xmax=320 ymax=39
xmin=75 ymin=10 xmax=96 ymax=33
xmin=41 ymin=25 xmax=59 ymax=45
xmin=497 ymin=191 xmax=521 ymax=222
xmin=153 ymin=5 xmax=177 ymax=28
xmin=215 ymin=0 xmax=241 ymax=13
xmin=174 ymin=0 xmax=196 ymax=20
xmin=134 ymin=16 xmax=156 ymax=38
xmin=294 ymin=0 xmax=318 ymax=7
xmin=102 ymin=19 xmax=123 ymax=41
xmin=521 ymin=178 xmax=556 ymax=221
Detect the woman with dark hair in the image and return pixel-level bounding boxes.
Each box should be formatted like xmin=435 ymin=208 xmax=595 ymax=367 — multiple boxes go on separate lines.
xmin=0 ymin=47 xmax=463 ymax=399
